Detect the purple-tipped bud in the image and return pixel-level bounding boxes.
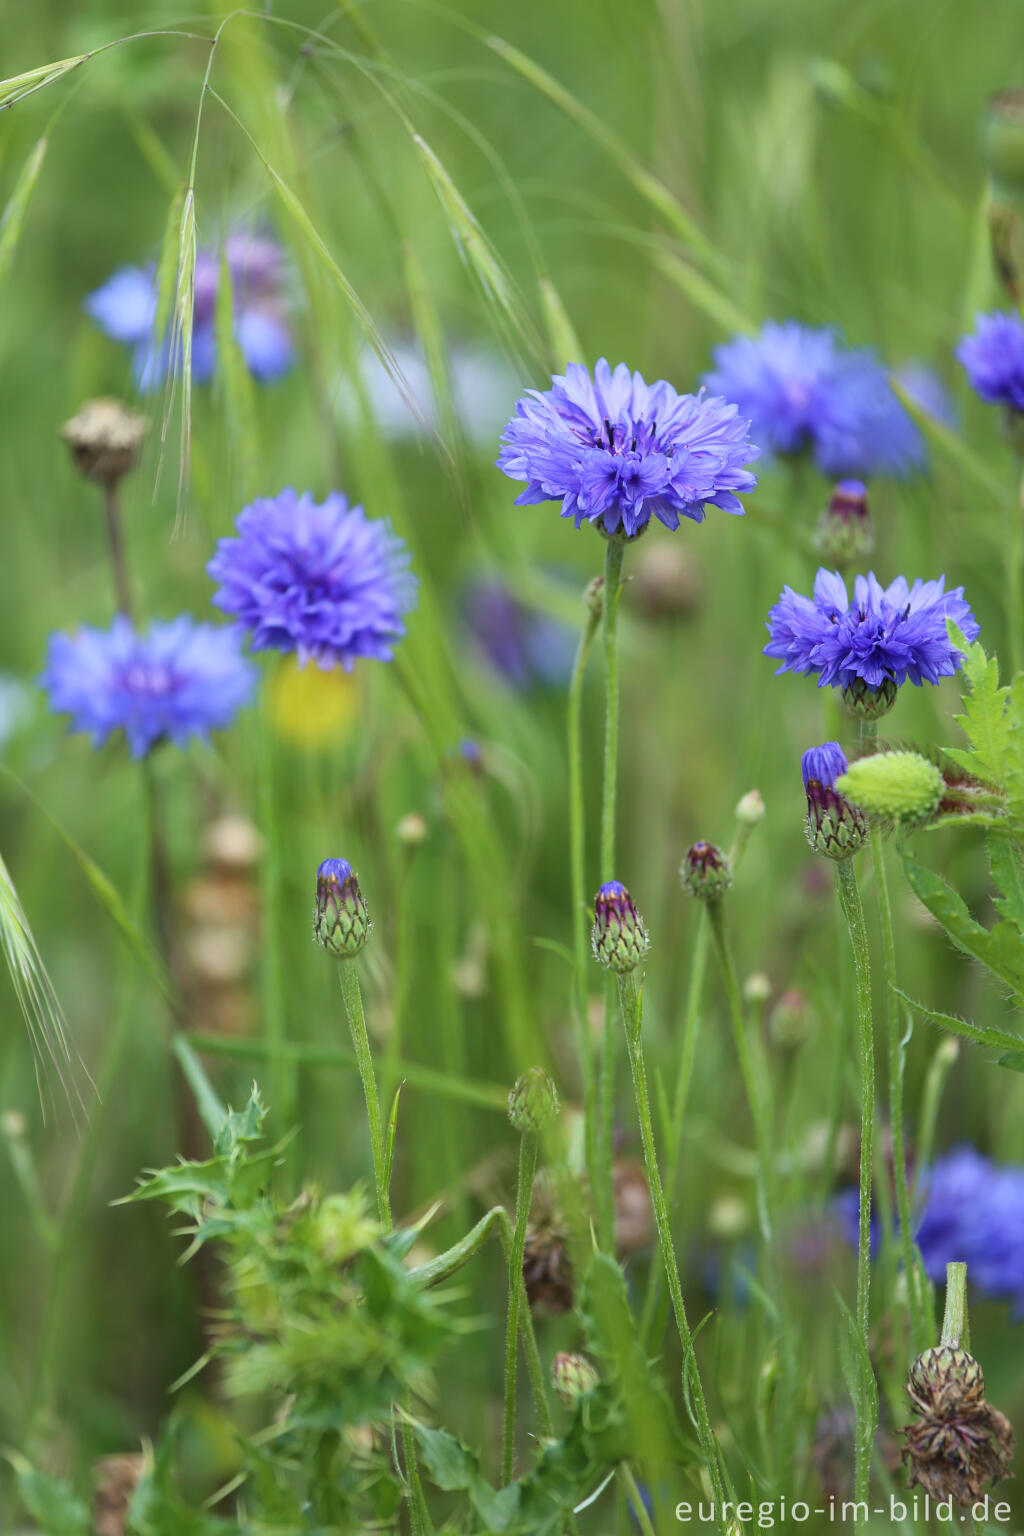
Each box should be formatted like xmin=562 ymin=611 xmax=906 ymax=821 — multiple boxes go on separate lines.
xmin=814 ymin=480 xmax=874 ymax=566
xmin=457 ymin=738 xmax=484 ymax=776
xmin=802 ymin=744 xmax=867 ymax=861
xmin=552 ymin=1350 xmax=599 ymax=1408
xmin=508 ymin=1066 xmax=560 ymax=1134
xmin=313 ymin=858 xmax=371 ymax=957
xmin=681 ymin=841 xmax=732 ymax=902
xmin=592 ymin=881 xmax=650 ymax=973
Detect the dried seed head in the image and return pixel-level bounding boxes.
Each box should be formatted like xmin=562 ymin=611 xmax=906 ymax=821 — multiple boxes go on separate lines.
xmin=62 ymin=398 xmax=147 ymax=486
xmin=523 ymin=1174 xmax=574 ymax=1314
xmin=903 ymin=1344 xmax=1015 ymax=1507
xmin=986 ymin=89 xmax=1024 ymax=199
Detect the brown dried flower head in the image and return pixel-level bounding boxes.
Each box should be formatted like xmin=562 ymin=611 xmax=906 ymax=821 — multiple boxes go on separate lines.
xmin=62 ymin=398 xmax=147 ymax=485
xmin=902 ymin=1345 xmax=1015 ymax=1507
xmin=522 ymin=1172 xmax=574 ymax=1315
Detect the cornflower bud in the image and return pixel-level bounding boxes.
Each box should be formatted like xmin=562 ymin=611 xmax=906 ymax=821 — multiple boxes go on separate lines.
xmin=591 ymin=881 xmax=650 ymax=973
xmin=801 ymin=743 xmax=868 ymax=861
xmin=508 ymin=1067 xmax=560 ymax=1134
xmin=767 ymin=988 xmax=813 ymax=1051
xmin=313 ymin=858 xmax=371 ymax=957
xmin=396 ymin=811 xmax=428 ymax=847
xmin=734 ymin=789 xmax=765 ymax=827
xmin=814 ymin=480 xmax=874 ymax=567
xmin=836 ymin=750 xmax=944 ymax=826
xmin=681 ymin=841 xmax=732 ymax=902
xmin=841 ymin=674 xmax=898 ymax=721
xmin=552 ymin=1351 xmax=599 ymax=1407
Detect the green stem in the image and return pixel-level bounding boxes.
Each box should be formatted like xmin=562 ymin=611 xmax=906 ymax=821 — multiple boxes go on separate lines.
xmin=618 ymin=1464 xmax=656 ymax=1536
xmin=706 ymin=901 xmax=775 ymax=1243
xmin=940 ymin=1261 xmax=969 ymax=1351
xmin=614 ymin=968 xmax=726 ymax=1522
xmin=597 ymin=537 xmax=626 ymax=1254
xmin=102 ymin=479 xmax=135 ymax=620
xmin=836 ymin=857 xmax=878 ymax=1503
xmin=502 ymin=1130 xmax=538 ymax=1484
xmin=336 ymin=958 xmax=390 ymax=1228
xmin=568 ymin=601 xmax=601 ymax=1205
xmin=1009 ymin=465 xmax=1024 ymax=675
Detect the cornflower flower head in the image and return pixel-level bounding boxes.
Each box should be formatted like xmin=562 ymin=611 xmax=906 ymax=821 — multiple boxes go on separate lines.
xmin=40 ymin=615 xmax=256 ymax=758
xmin=208 ymin=488 xmax=416 ymax=671
xmin=85 ymin=232 xmax=294 ymax=389
xmin=765 ymin=568 xmax=980 ymax=716
xmin=957 ymin=312 xmax=1024 ymax=413
xmin=496 ymin=358 xmax=759 ymax=538
xmin=704 ymin=320 xmax=924 ymax=479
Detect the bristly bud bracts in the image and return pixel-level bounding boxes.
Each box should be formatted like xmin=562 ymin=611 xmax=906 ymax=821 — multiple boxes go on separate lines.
xmin=814 ymin=480 xmax=874 ymax=566
xmin=552 ymin=1351 xmax=599 ymax=1408
xmin=841 ymin=674 xmax=899 ymax=720
xmin=903 ymin=1344 xmax=1015 ymax=1507
xmin=681 ymin=841 xmax=733 ymax=902
xmin=62 ymin=398 xmax=147 ymax=486
xmin=592 ymin=881 xmax=650 ymax=973
xmin=837 ymin=750 xmax=944 ymax=826
xmin=313 ymin=858 xmax=371 ymax=957
xmin=802 ymin=743 xmax=868 ymax=861
xmin=508 ymin=1067 xmax=560 ymax=1134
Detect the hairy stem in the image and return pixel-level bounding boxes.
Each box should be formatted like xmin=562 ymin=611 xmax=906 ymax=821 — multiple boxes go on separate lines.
xmin=502 ymin=1129 xmax=538 ymax=1484
xmin=836 ymin=857 xmax=878 ymax=1502
xmin=103 ymin=479 xmax=135 ymax=620
xmin=940 ymin=1261 xmax=969 ymax=1351
xmin=336 ymin=958 xmax=390 ymax=1228
xmin=568 ymin=600 xmax=601 ymax=1207
xmin=597 ymin=535 xmax=626 ymax=1252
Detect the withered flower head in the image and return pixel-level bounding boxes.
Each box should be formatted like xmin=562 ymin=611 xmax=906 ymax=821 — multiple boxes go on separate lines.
xmin=522 ymin=1171 xmax=574 ymax=1315
xmin=902 ymin=1344 xmax=1015 ymax=1507
xmin=62 ymin=398 xmax=147 ymax=486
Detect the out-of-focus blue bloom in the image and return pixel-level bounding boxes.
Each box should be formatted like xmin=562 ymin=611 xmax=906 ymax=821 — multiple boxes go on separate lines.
xmin=41 ymin=616 xmax=255 ymax=758
xmin=85 ymin=233 xmax=294 ymax=390
xmin=497 ymin=359 xmax=759 ymax=538
xmin=894 ymin=362 xmax=958 ymax=429
xmin=704 ymin=320 xmax=925 ymax=479
xmin=801 ymin=741 xmax=848 ymax=790
xmin=957 ymin=312 xmax=1024 ymax=412
xmin=337 ymin=338 xmax=519 ymax=444
xmin=461 ymin=578 xmax=575 ymax=689
xmin=765 ymin=568 xmax=979 ymax=690
xmin=208 ymin=488 xmax=417 ymax=672
xmin=836 ymin=1146 xmax=1024 ymax=1314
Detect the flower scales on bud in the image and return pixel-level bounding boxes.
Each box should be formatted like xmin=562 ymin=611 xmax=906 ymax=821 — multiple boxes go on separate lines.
xmin=802 ymin=743 xmax=868 ymax=861
xmin=836 ymin=750 xmax=944 ymax=826
xmin=313 ymin=858 xmax=371 ymax=957
xmin=681 ymin=841 xmax=732 ymax=901
xmin=814 ymin=480 xmax=874 ymax=567
xmin=592 ymin=881 xmax=650 ymax=973
xmin=552 ymin=1351 xmax=599 ymax=1408
xmin=508 ymin=1066 xmax=560 ymax=1134
xmin=842 ymin=673 xmax=899 ymax=720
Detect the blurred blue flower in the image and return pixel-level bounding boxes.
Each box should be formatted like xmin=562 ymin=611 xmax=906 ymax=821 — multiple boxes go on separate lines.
xmin=496 ymin=359 xmax=759 ymax=538
xmin=836 ymin=1147 xmax=1024 ymax=1314
xmin=801 ymin=741 xmax=848 ymax=790
xmin=41 ymin=615 xmax=255 ymax=758
xmin=704 ymin=320 xmax=924 ymax=479
xmin=85 ymin=233 xmax=294 ymax=389
xmin=765 ymin=568 xmax=979 ymax=690
xmin=461 ymin=578 xmax=575 ymax=689
xmin=957 ymin=311 xmax=1024 ymax=412
xmin=208 ymin=488 xmax=417 ymax=671
xmin=894 ymin=362 xmax=957 ymax=429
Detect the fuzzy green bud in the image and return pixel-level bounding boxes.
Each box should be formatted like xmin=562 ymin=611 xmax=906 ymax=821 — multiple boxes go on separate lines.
xmin=681 ymin=841 xmax=732 ymax=902
xmin=735 ymin=789 xmax=765 ymax=827
xmin=313 ymin=859 xmax=371 ymax=957
xmin=592 ymin=881 xmax=650 ymax=973
xmin=837 ymin=750 xmax=944 ymax=826
xmin=841 ymin=674 xmax=898 ymax=721
xmin=508 ymin=1067 xmax=560 ymax=1134
xmin=552 ymin=1350 xmax=599 ymax=1407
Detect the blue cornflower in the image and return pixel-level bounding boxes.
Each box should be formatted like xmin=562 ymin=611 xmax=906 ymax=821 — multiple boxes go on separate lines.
xmin=704 ymin=320 xmax=924 ymax=479
xmin=957 ymin=312 xmax=1024 ymax=412
xmin=496 ymin=358 xmax=759 ymax=538
xmin=894 ymin=362 xmax=958 ymax=429
xmin=461 ymin=578 xmax=575 ymax=690
xmin=208 ymin=488 xmax=417 ymax=671
xmin=801 ymin=741 xmax=848 ymax=790
xmin=85 ymin=233 xmax=294 ymax=389
xmin=41 ymin=615 xmax=256 ymax=758
xmin=765 ymin=568 xmax=979 ymax=692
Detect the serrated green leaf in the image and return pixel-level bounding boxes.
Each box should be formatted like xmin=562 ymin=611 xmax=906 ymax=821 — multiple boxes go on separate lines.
xmin=946 ymin=624 xmax=1011 ymax=788
xmin=4 ymin=1451 xmax=89 ymax=1535
xmin=894 ymin=987 xmax=1024 ymax=1057
xmin=989 ymin=834 xmax=1024 ymax=928
xmin=900 ymin=851 xmax=1024 ymax=1000
xmin=998 ymin=1051 xmax=1024 ymax=1073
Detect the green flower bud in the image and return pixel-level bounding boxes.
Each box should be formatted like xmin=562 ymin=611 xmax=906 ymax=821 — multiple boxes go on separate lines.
xmin=813 ymin=481 xmax=874 ymax=567
xmin=592 ymin=881 xmax=650 ymax=973
xmin=735 ymin=789 xmax=765 ymax=827
xmin=552 ymin=1350 xmax=599 ymax=1407
xmin=313 ymin=859 xmax=372 ymax=957
xmin=767 ymin=988 xmax=813 ymax=1051
xmin=681 ymin=841 xmax=732 ymax=902
xmin=508 ymin=1067 xmax=560 ymax=1134
xmin=841 ymin=674 xmax=898 ymax=721
xmin=908 ymin=1345 xmax=985 ymax=1415
xmin=837 ymin=751 xmax=944 ymax=826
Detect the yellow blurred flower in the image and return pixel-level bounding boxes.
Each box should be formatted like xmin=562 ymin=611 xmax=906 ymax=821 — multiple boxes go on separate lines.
xmin=266 ymin=656 xmax=359 ymax=748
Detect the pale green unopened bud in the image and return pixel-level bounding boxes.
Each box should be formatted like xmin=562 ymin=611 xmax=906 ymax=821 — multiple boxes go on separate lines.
xmin=743 ymin=971 xmax=772 ymax=1005
xmin=735 ymin=789 xmax=765 ymax=826
xmin=837 ymin=751 xmax=944 ymax=826
xmin=841 ymin=675 xmax=898 ymax=720
xmin=508 ymin=1067 xmax=559 ymax=1134
xmin=552 ymin=1350 xmax=599 ymax=1407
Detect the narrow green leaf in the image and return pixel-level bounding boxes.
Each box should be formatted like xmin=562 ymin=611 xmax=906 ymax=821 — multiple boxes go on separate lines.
xmin=0 ymin=54 xmax=89 ymax=111
xmin=383 ymin=1081 xmax=402 ymax=1199
xmin=894 ymin=987 xmax=1024 ymax=1058
xmin=0 ymin=136 xmax=47 ymax=287
xmin=538 ymin=276 xmax=583 ymax=369
xmin=172 ymin=1035 xmax=228 ymax=1140
xmin=998 ymin=1051 xmax=1024 ymax=1073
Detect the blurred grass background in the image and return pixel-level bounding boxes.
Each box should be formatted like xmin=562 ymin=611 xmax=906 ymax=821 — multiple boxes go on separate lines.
xmin=2 ymin=0 xmax=1024 ymax=1517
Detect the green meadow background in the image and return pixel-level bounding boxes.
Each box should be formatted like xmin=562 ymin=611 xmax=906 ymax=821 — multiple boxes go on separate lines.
xmin=2 ymin=0 xmax=1024 ymax=1524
